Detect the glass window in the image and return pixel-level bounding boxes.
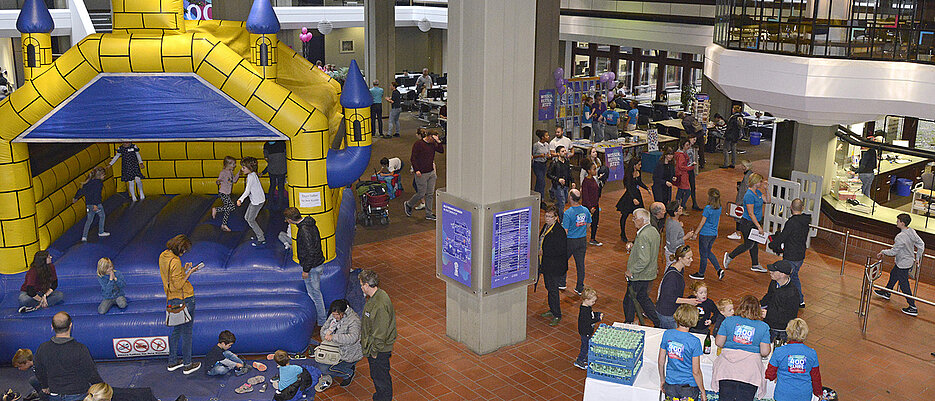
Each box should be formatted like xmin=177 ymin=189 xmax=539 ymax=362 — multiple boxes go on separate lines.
xmin=918 ymin=119 xmax=935 ymax=152
xmin=595 ymin=57 xmax=611 ymax=74
xmin=573 ymin=55 xmax=590 ymax=77
xmin=577 ymin=42 xmax=590 ymax=49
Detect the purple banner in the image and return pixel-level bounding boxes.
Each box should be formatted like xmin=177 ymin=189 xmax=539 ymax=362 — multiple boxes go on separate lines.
xmin=441 ymin=203 xmax=472 ymax=287
xmin=491 ymin=207 xmax=532 ymax=289
xmin=605 ymin=146 xmax=625 ymax=181
xmin=538 ymin=89 xmax=555 ymax=121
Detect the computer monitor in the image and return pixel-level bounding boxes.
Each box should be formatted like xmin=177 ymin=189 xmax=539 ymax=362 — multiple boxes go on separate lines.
xmin=435 ymin=75 xmax=447 ymax=86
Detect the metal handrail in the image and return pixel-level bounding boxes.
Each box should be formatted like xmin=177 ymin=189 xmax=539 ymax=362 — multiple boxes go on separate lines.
xmin=859 ymin=257 xmax=935 ymax=335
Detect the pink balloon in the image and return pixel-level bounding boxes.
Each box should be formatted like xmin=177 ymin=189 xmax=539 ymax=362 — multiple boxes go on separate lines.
xmin=301 ymin=27 xmax=308 ymax=34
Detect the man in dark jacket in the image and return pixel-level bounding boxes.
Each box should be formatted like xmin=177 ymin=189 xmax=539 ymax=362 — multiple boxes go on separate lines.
xmin=721 ymin=104 xmax=745 ymax=169
xmin=760 ymin=261 xmax=802 ymax=342
xmin=284 ymin=207 xmax=327 ymax=327
xmin=768 ymin=198 xmax=811 ymax=307
xmin=538 ymin=205 xmax=568 ymax=326
xmin=547 ymin=146 xmax=573 ymax=217
xmin=35 ymin=312 xmax=102 ymax=400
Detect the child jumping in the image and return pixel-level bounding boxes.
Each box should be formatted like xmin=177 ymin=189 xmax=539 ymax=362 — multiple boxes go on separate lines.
xmin=205 ymin=330 xmax=250 ymax=376
xmin=97 ymin=257 xmax=127 ymax=314
xmin=237 ymin=157 xmax=266 ymax=247
xmin=72 ymin=167 xmax=110 ymax=242
xmin=109 ymin=142 xmax=145 ymax=202
xmin=575 ymin=287 xmax=603 ymax=370
xmin=212 ymin=156 xmax=240 ymax=232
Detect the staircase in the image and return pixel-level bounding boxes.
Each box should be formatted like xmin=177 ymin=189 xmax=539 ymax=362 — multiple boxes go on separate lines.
xmin=88 ymin=10 xmax=111 ymax=33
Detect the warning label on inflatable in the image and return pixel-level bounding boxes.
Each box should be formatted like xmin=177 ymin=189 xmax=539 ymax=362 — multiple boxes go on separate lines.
xmin=113 ymin=336 xmax=169 ymax=358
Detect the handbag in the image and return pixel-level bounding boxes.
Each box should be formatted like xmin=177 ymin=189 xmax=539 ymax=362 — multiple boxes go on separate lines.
xmin=313 ymin=340 xmax=341 ymax=365
xmin=165 ymin=268 xmax=192 ymax=327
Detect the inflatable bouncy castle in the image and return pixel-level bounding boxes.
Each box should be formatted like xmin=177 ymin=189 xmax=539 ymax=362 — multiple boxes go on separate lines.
xmin=0 ymin=0 xmax=372 ymax=359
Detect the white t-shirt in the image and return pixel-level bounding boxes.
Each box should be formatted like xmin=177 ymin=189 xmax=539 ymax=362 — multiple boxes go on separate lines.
xmin=388 ymin=157 xmax=402 ymax=173
xmin=549 ymin=136 xmax=572 ymax=153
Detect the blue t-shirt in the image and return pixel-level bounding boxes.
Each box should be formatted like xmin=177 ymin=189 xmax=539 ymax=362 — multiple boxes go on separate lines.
xmin=582 ymin=105 xmax=592 ymax=124
xmin=717 ymin=316 xmax=770 ymax=354
xmin=742 ymin=189 xmax=764 ymax=222
xmin=699 ymin=205 xmax=721 ymax=236
xmin=603 ymin=109 xmax=620 ymax=125
xmin=562 ymin=205 xmax=592 ymax=239
xmin=770 ymin=343 xmax=819 ymax=401
xmin=278 ymin=364 xmax=302 ymax=389
xmin=627 ymin=108 xmax=639 ymax=125
xmin=660 ymin=329 xmax=702 ymax=385
xmin=369 ymin=87 xmax=384 ymax=105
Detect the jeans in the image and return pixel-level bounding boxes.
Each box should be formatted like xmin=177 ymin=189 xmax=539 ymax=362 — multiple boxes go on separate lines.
xmin=304 ymin=265 xmax=328 ymax=325
xmin=371 ymin=103 xmax=383 ymax=136
xmin=576 ymin=334 xmax=591 ymax=363
xmin=406 ymin=170 xmax=437 ymax=217
xmin=367 ymin=352 xmax=393 ymax=401
xmin=49 ymin=395 xmax=85 ymax=401
xmin=729 ymin=218 xmax=759 ymax=266
xmin=388 ymin=107 xmax=401 ymax=136
xmin=98 ymin=296 xmax=127 ymax=314
xmin=590 ymin=208 xmax=600 ymax=241
xmin=769 ymin=328 xmax=788 ymax=343
xmin=543 ymin=273 xmax=562 ymax=318
xmin=657 ymin=313 xmax=677 ymax=329
xmin=723 ymin=141 xmax=737 ymax=166
xmin=858 ymin=172 xmax=874 ymax=199
xmin=207 ymin=351 xmax=245 ymax=375
xmin=604 ymin=124 xmax=618 ymax=140
xmin=882 ymin=265 xmax=916 ymax=307
xmin=718 ymin=379 xmax=757 ymax=401
xmin=623 ymin=280 xmax=660 ymax=326
xmin=564 ymin=237 xmax=587 ymax=293
xmin=698 ymin=235 xmax=722 ymax=276
xmin=168 ymin=297 xmax=195 ymax=365
xmin=28 ymin=376 xmax=48 ymax=401
xmin=551 ymin=185 xmax=568 ymax=217
xmin=787 ymin=259 xmax=804 ymax=303
xmin=82 ymin=204 xmax=105 ymax=238
xmin=278 ymin=231 xmax=291 ymax=249
xmin=592 ymin=121 xmax=605 ymax=143
xmin=664 ymin=383 xmax=701 ymax=400
xmin=675 ymin=188 xmax=691 ymax=209
xmin=316 ymin=360 xmax=357 ymax=380
xmin=245 ymin=202 xmax=265 ymax=242
xmin=19 ymin=291 xmax=64 ymax=308
xmin=532 ymin=161 xmax=547 ymax=202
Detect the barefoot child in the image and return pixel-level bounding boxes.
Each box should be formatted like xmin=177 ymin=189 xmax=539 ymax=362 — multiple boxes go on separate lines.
xmin=72 ymin=167 xmax=110 ymax=242
xmin=109 ymin=142 xmax=145 ymax=202
xmin=212 ymin=156 xmax=239 ymax=232
xmin=97 ymin=257 xmax=127 ymax=314
xmin=237 ymin=157 xmax=266 ymax=247
xmin=575 ymin=287 xmax=603 ymax=370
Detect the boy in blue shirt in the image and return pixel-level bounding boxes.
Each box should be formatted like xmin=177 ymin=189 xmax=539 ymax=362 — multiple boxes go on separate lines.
xmin=602 ymin=107 xmax=620 ymax=140
xmin=626 ymin=100 xmax=640 ymax=131
xmin=563 ymin=189 xmax=591 ymax=294
xmin=658 ymin=304 xmax=707 ymax=401
xmin=766 ymin=318 xmax=822 ymax=401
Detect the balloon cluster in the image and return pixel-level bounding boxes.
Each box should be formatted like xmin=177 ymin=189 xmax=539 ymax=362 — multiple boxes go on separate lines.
xmin=599 ymin=71 xmax=616 ymax=88
xmin=553 ymin=67 xmax=566 ymax=94
xmin=300 ymin=27 xmax=314 ymax=43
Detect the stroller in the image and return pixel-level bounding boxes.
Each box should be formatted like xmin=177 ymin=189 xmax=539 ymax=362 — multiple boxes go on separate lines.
xmin=355 ymin=180 xmax=390 ymax=226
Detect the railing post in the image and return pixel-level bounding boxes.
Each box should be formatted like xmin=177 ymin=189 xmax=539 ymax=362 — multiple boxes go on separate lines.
xmin=862 ymin=257 xmax=873 ymax=335
xmin=840 ymin=230 xmax=850 ymax=276
xmin=913 ymin=259 xmax=921 ymax=297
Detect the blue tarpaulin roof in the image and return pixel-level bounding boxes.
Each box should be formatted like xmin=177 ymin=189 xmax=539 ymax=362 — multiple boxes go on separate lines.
xmin=15 ymin=74 xmax=287 ymax=142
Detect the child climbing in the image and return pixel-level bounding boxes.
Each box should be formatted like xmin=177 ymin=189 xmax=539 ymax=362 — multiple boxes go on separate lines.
xmin=212 ymin=156 xmax=240 ymax=232
xmin=237 ymin=157 xmax=266 ymax=247
xmin=72 ymin=167 xmax=110 ymax=242
xmin=109 ymin=142 xmax=145 ymax=202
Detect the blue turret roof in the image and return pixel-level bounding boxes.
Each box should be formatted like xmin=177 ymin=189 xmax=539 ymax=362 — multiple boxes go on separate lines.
xmin=341 ymin=60 xmax=372 ymax=109
xmin=246 ymin=0 xmax=280 ymax=34
xmin=16 ymin=0 xmax=54 ymax=34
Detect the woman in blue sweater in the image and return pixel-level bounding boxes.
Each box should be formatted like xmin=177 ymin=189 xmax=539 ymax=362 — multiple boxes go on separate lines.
xmin=97 ymin=257 xmax=127 ymax=314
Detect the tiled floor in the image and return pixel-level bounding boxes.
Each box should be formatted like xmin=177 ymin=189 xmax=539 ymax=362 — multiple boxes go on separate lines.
xmin=316 ymin=158 xmax=935 ymax=401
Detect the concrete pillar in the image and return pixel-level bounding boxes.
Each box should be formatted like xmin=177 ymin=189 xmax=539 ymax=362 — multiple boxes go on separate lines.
xmin=211 ymin=0 xmax=252 ymax=21
xmin=791 ymin=123 xmax=837 ymax=193
xmin=532 ymin=0 xmax=560 ymax=133
xmin=444 ymin=0 xmax=551 ymax=355
xmin=364 ymin=0 xmax=395 ymax=105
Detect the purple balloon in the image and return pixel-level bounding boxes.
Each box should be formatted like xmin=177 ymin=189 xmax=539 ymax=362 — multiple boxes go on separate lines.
xmin=607 ymin=72 xmax=616 ymax=81
xmin=555 ymin=78 xmax=564 ymax=88
xmin=599 ymin=74 xmax=608 ymax=83
xmin=553 ymin=67 xmax=564 ymax=80
xmin=301 ymin=27 xmax=308 ymax=34
xmin=557 ymin=84 xmax=566 ymax=95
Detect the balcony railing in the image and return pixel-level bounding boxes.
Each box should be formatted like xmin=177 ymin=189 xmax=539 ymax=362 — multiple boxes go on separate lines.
xmin=715 ymin=0 xmax=935 ymax=64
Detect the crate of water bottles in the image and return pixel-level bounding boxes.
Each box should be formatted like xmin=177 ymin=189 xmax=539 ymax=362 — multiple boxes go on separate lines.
xmin=586 ymin=358 xmax=643 ymax=386
xmin=587 ymin=324 xmax=645 ymax=367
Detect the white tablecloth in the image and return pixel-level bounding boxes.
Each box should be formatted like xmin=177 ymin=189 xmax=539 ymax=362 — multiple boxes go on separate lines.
xmin=582 ymin=323 xmax=780 ymax=401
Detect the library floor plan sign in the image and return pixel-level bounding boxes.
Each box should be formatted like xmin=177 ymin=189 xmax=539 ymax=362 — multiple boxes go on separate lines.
xmin=442 ymin=203 xmax=473 ymax=287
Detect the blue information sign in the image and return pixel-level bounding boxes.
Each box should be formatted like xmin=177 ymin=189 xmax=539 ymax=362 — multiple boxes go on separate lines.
xmin=441 ymin=203 xmax=472 ymax=287
xmin=490 ymin=207 xmax=532 ymax=289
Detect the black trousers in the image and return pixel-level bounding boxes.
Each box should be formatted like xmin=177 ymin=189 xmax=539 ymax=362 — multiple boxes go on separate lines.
xmin=590 ymin=208 xmax=600 ymax=241
xmin=729 ymin=218 xmax=759 ymax=266
xmin=883 ymin=265 xmax=916 ymax=307
xmin=367 ymin=352 xmax=393 ymax=401
xmin=371 ymin=103 xmax=383 ymax=135
xmin=622 ymin=279 xmax=660 ymax=326
xmin=718 ymin=379 xmax=757 ymax=401
xmin=619 ymin=212 xmax=629 ymax=242
xmin=582 ymin=126 xmax=592 ymax=140
xmin=543 ymin=273 xmax=562 ymax=318
xmin=688 ymin=170 xmax=699 ymax=207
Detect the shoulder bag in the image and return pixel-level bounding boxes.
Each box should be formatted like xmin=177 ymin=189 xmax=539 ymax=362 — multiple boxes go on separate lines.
xmin=165 ymin=266 xmax=192 ymax=327
xmin=314 ymin=340 xmax=341 ymax=365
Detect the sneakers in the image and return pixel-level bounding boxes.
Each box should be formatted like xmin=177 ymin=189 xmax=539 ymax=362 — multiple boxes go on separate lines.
xmin=723 ymin=253 xmax=732 ymax=269
xmin=251 ymin=240 xmax=267 ymax=247
xmin=17 ymin=305 xmax=38 ymax=314
xmin=799 ymin=302 xmax=806 ymax=309
xmin=167 ymin=361 xmax=185 ymax=371
xmin=404 ymin=203 xmax=413 ymax=217
xmin=315 ymin=375 xmax=333 ymax=392
xmin=340 ymin=369 xmax=355 ymax=387
xmin=589 ymin=240 xmax=603 ymax=246
xmin=574 ymin=288 xmax=583 ymax=296
xmin=750 ymin=265 xmax=767 ymax=273
xmin=81 ymin=237 xmax=88 ymax=242
xmin=426 ymin=215 xmax=436 ymax=221
xmin=573 ymin=361 xmax=588 ymax=370
xmin=182 ymin=362 xmax=201 ymax=375
xmin=873 ymin=289 xmax=891 ymax=300
xmin=688 ymin=273 xmax=705 ymax=280
xmin=718 ymin=269 xmax=725 ymax=280
xmin=234 ymin=365 xmax=251 ymax=376
xmin=727 ymin=233 xmax=742 ymax=240
xmin=549 ymin=317 xmax=561 ymax=326
xmin=540 ymin=311 xmax=554 ymax=318
xmin=902 ymin=306 xmax=919 ymax=316
xmin=558 ymin=286 xmax=567 ymax=290
xmin=98 ymin=232 xmax=111 ymax=237
xmin=414 ymin=203 xmax=425 ymax=210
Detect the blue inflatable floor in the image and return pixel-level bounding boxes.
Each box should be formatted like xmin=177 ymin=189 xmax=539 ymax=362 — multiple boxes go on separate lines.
xmin=0 ymin=190 xmax=358 ymax=361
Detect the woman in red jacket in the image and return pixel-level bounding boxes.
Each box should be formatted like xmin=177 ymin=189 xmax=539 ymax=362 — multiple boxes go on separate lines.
xmin=674 ymin=138 xmax=694 ymax=213
xmin=581 ymin=161 xmax=602 ymax=246
xmin=18 ymin=250 xmax=64 ymax=313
